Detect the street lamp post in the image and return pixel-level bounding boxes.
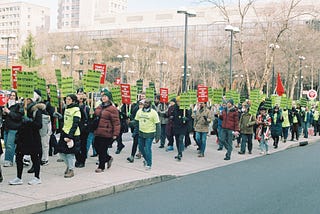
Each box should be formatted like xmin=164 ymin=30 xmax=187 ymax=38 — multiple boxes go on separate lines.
xmin=225 ymin=25 xmax=240 ymax=90
xmin=157 ymin=61 xmax=167 ymax=88
xmin=65 ymin=45 xmax=79 ymax=77
xmin=117 ymin=54 xmax=129 ymax=83
xmin=1 ymin=34 xmax=16 ymax=68
xmin=298 ymin=56 xmax=305 ymax=99
xmin=269 ymin=43 xmax=280 ymax=94
xmin=177 ymin=8 xmax=196 ymax=93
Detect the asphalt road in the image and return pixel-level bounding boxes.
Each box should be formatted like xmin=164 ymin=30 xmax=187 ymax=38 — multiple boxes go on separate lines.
xmin=41 ymin=142 xmax=320 ymax=214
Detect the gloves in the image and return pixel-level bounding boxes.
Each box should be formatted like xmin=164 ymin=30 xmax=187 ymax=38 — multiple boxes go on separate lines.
xmin=22 ymin=116 xmax=33 ymax=123
xmin=53 ymin=112 xmax=63 ymax=119
xmin=232 ymin=131 xmax=240 ymax=138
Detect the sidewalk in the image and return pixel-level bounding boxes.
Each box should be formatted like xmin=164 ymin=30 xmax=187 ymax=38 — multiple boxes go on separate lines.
xmin=0 ymin=134 xmax=318 ymax=214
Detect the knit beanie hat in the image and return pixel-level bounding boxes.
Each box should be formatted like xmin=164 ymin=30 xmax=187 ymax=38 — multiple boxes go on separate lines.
xmin=102 ymin=89 xmax=113 ymax=101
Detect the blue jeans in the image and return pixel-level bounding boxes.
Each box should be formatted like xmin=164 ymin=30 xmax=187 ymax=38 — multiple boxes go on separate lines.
xmin=174 ymin=134 xmax=184 ymax=155
xmin=4 ymin=129 xmax=17 ymax=163
xmin=59 ymin=153 xmax=75 ymax=170
xmin=160 ymin=124 xmax=166 ymax=146
xmin=259 ymin=135 xmax=269 ymax=152
xmin=220 ymin=128 xmax=233 ymax=158
xmin=303 ymin=122 xmax=309 ymax=138
xmin=282 ymin=127 xmax=289 ymax=140
xmin=217 ymin=126 xmax=224 ymax=149
xmin=138 ymin=136 xmax=154 ymax=167
xmin=195 ymin=132 xmax=207 ymax=155
xmin=240 ymin=134 xmax=253 ymax=153
xmin=86 ymin=132 xmax=96 ymax=156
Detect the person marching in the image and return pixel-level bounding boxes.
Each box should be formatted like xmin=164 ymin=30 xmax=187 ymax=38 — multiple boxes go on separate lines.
xmin=256 ymin=106 xmax=272 ymax=155
xmin=238 ymin=102 xmax=256 ymax=154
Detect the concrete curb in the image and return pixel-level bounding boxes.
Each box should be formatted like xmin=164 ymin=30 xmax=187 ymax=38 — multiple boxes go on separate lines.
xmin=0 ymin=175 xmax=177 ymax=214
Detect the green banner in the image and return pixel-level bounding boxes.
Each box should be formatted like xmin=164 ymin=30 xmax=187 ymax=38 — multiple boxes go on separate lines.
xmin=17 ymin=72 xmax=36 ymax=98
xmin=55 ymin=69 xmax=62 ymax=89
xmin=61 ymin=77 xmax=74 ymax=97
xmin=136 ymin=79 xmax=143 ymax=93
xmin=83 ymin=70 xmax=101 ymax=92
xmin=36 ymin=77 xmax=47 ymax=97
xmin=111 ymin=86 xmax=121 ymax=105
xmin=130 ymin=85 xmax=137 ymax=103
xmin=179 ymin=93 xmax=190 ymax=110
xmin=48 ymin=84 xmax=59 ymax=107
xmin=1 ymin=69 xmax=11 ymax=90
xmin=212 ymin=88 xmax=224 ymax=104
xmin=146 ymin=87 xmax=155 ymax=101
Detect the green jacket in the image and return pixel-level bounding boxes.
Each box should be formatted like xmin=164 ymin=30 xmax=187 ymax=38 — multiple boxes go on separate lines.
xmin=239 ymin=112 xmax=256 ymax=134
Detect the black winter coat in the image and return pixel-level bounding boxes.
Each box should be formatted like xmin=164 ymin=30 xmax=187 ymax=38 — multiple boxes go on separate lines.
xmin=4 ymin=103 xmax=24 ymax=131
xmin=15 ymin=103 xmax=43 ymax=155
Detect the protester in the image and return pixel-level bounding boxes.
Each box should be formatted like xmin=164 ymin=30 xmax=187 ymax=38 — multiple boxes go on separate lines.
xmin=165 ymin=98 xmax=176 ymax=152
xmin=192 ymin=102 xmax=212 ymax=157
xmin=289 ymin=106 xmax=301 ymax=141
xmin=93 ymin=89 xmax=120 ymax=172
xmin=238 ymin=102 xmax=256 ymax=154
xmin=3 ymin=90 xmax=23 ymax=167
xmin=281 ymin=107 xmax=290 ymax=143
xmin=256 ymin=106 xmax=271 ymax=155
xmin=9 ymin=98 xmax=43 ymax=185
xmin=219 ymin=99 xmax=239 ymax=160
xmin=172 ymin=96 xmax=191 ymax=161
xmin=270 ymin=106 xmax=283 ymax=149
xmin=115 ymin=103 xmax=129 ymax=154
xmin=135 ymin=98 xmax=160 ymax=170
xmin=302 ymin=106 xmax=312 ymax=138
xmin=154 ymin=94 xmax=169 ymax=149
xmin=56 ymin=94 xmax=81 ymax=178
xmin=75 ymin=88 xmax=90 ymax=168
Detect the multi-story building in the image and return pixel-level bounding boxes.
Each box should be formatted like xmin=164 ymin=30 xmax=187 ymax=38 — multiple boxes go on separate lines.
xmin=0 ymin=1 xmax=50 ymax=62
xmin=57 ymin=0 xmax=128 ymax=30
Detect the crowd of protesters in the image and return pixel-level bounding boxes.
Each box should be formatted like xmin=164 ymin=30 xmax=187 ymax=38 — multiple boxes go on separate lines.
xmin=0 ymin=87 xmax=318 ymax=185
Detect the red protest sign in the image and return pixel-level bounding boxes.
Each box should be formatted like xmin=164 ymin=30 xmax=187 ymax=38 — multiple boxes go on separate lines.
xmin=12 ymin=65 xmax=22 ymax=89
xmin=93 ymin=63 xmax=107 ymax=85
xmin=0 ymin=93 xmax=8 ymax=107
xmin=120 ymin=84 xmax=131 ymax=104
xmin=115 ymin=77 xmax=121 ymax=85
xmin=197 ymin=85 xmax=208 ymax=103
xmin=160 ymin=88 xmax=169 ymax=103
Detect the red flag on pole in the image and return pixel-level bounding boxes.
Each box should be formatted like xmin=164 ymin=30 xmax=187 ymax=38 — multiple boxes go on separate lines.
xmin=276 ymin=73 xmax=285 ymax=96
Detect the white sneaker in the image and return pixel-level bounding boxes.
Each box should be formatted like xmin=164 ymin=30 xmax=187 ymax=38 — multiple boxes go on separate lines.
xmin=9 ymin=177 xmax=23 ymax=185
xmin=4 ymin=161 xmax=13 ymax=167
xmin=28 ymin=177 xmax=42 ymax=185
xmin=266 ymin=151 xmax=270 ymax=155
xmin=260 ymin=151 xmax=265 ymax=155
xmin=145 ymin=166 xmax=151 ymax=170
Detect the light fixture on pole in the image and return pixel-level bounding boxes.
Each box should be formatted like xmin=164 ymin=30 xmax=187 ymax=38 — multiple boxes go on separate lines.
xmin=1 ymin=34 xmax=16 ymax=68
xmin=177 ymin=7 xmax=196 ymax=93
xmin=298 ymin=55 xmax=305 ymax=99
xmin=65 ymin=45 xmax=79 ymax=77
xmin=269 ymin=43 xmax=280 ymax=94
xmin=117 ymin=54 xmax=129 ymax=83
xmin=157 ymin=61 xmax=167 ymax=88
xmin=225 ymin=25 xmax=240 ymax=90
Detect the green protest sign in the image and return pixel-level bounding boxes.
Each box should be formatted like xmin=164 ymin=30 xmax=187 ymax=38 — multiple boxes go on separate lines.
xmin=36 ymin=77 xmax=47 ymax=97
xmin=168 ymin=93 xmax=177 ymax=102
xmin=179 ymin=93 xmax=189 ymax=110
xmin=299 ymin=97 xmax=307 ymax=107
xmin=1 ymin=69 xmax=11 ymax=90
xmin=83 ymin=70 xmax=101 ymax=92
xmin=17 ymin=72 xmax=36 ymax=98
xmin=61 ymin=77 xmax=74 ymax=97
xmin=111 ymin=86 xmax=121 ymax=105
xmin=48 ymin=84 xmax=59 ymax=107
xmin=136 ymin=79 xmax=143 ymax=93
xmin=212 ymin=88 xmax=224 ymax=104
xmin=55 ymin=69 xmax=62 ymax=88
xmin=146 ymin=87 xmax=154 ymax=100
xmin=130 ymin=85 xmax=137 ymax=103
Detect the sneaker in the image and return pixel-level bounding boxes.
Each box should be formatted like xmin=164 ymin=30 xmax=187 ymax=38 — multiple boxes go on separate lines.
xmin=57 ymin=158 xmax=64 ymax=162
xmin=75 ymin=162 xmax=85 ymax=168
xmin=115 ymin=145 xmax=125 ymax=154
xmin=260 ymin=151 xmax=265 ymax=155
xmin=4 ymin=161 xmax=13 ymax=167
xmin=127 ymin=156 xmax=134 ymax=163
xmin=27 ymin=167 xmax=35 ymax=173
xmin=9 ymin=177 xmax=23 ymax=185
xmin=95 ymin=168 xmax=104 ymax=173
xmin=40 ymin=160 xmax=49 ymax=166
xmin=107 ymin=157 xmax=113 ymax=169
xmin=145 ymin=166 xmax=151 ymax=170
xmin=198 ymin=153 xmax=204 ymax=158
xmin=159 ymin=145 xmax=164 ymax=148
xmin=64 ymin=169 xmax=74 ymax=178
xmin=28 ymin=177 xmax=41 ymax=185
xmin=224 ymin=157 xmax=230 ymax=161
xmin=266 ymin=151 xmax=270 ymax=155
xmin=166 ymin=146 xmax=174 ymax=152
xmin=174 ymin=155 xmax=181 ymax=161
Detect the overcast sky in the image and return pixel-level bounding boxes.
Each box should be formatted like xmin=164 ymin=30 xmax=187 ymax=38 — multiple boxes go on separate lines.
xmin=20 ymin=0 xmax=202 ymax=29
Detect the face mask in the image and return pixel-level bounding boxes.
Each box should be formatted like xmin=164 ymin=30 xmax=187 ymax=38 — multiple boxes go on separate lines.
xmin=8 ymin=99 xmax=16 ymax=107
xmin=242 ymin=108 xmax=246 ymax=112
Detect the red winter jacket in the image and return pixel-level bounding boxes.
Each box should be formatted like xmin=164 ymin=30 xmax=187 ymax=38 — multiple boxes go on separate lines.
xmin=94 ymin=103 xmax=120 ymax=138
xmin=219 ymin=107 xmax=239 ymax=132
